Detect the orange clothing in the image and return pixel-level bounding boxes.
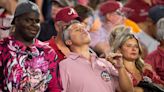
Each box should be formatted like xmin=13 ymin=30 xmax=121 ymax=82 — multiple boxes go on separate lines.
xmin=124 ymin=19 xmax=141 ymax=33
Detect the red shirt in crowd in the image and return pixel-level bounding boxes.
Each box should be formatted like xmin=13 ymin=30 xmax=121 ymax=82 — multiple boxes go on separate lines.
xmin=124 ymin=0 xmax=152 ymax=23
xmin=47 ymin=36 xmax=66 ymax=92
xmin=145 ymin=46 xmax=164 ymax=81
xmin=125 ymin=0 xmax=164 ymax=23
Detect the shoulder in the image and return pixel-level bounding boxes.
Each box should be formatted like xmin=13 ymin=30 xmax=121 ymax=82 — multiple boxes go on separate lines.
xmin=35 ymin=39 xmax=57 ymax=59
xmin=98 ymin=58 xmax=114 ymax=67
xmin=35 ymin=39 xmax=55 ymax=52
xmin=59 ymin=57 xmax=73 ymax=66
xmin=35 ymin=39 xmax=50 ymax=47
xmin=0 ymin=37 xmax=13 ymax=52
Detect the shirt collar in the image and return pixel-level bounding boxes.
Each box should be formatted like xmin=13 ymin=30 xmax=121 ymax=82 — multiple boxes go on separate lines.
xmin=67 ymin=52 xmax=98 ymax=60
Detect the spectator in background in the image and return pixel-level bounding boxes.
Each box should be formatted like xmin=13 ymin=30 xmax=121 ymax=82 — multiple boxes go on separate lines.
xmin=145 ymin=13 xmax=164 ymax=81
xmin=0 ymin=7 xmax=13 ymax=40
xmin=109 ymin=26 xmax=164 ymax=92
xmin=124 ymin=0 xmax=163 ymax=53
xmin=0 ymin=0 xmax=17 ymax=15
xmin=99 ymin=1 xmax=141 ymax=33
xmin=29 ymin=0 xmax=45 ymax=23
xmin=124 ymin=0 xmax=164 ymax=38
xmin=148 ymin=5 xmax=164 ymax=24
xmin=125 ymin=0 xmax=153 ymax=23
xmin=0 ymin=0 xmax=18 ymax=40
xmin=38 ymin=0 xmax=64 ymax=41
xmin=60 ymin=20 xmax=133 ymax=92
xmin=89 ymin=1 xmax=142 ymax=57
xmin=88 ymin=0 xmax=109 ymax=10
xmin=47 ymin=7 xmax=81 ymax=92
xmin=0 ymin=1 xmax=58 ymax=91
xmin=124 ymin=0 xmax=163 ymax=23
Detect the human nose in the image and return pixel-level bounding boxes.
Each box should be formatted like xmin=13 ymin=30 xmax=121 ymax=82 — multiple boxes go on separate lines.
xmin=131 ymin=46 xmax=138 ymax=51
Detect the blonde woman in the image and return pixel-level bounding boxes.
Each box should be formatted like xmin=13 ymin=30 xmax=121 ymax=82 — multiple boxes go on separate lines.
xmin=108 ymin=26 xmax=164 ymax=92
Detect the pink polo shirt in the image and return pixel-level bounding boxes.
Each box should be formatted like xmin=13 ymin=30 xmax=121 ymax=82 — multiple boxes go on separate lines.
xmin=59 ymin=52 xmax=119 ymax=92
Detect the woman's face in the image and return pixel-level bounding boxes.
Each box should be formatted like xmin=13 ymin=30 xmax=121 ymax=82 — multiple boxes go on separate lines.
xmin=120 ymin=38 xmax=140 ymax=61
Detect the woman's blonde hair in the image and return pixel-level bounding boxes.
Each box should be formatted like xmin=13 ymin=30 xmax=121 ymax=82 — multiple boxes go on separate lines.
xmin=109 ymin=25 xmax=144 ymax=72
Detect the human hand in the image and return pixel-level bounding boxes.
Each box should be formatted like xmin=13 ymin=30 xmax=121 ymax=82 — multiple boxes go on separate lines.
xmin=106 ymin=52 xmax=124 ymax=69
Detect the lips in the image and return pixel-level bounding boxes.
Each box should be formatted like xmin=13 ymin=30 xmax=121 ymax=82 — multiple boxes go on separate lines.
xmin=30 ymin=30 xmax=39 ymax=34
xmin=130 ymin=53 xmax=137 ymax=56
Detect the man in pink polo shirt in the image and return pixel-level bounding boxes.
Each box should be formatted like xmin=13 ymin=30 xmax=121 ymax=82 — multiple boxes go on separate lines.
xmin=59 ymin=20 xmax=133 ymax=92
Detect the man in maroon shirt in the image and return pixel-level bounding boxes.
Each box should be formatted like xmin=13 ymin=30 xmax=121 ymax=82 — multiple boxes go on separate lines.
xmin=145 ymin=5 xmax=164 ymax=81
xmin=47 ymin=7 xmax=81 ymax=92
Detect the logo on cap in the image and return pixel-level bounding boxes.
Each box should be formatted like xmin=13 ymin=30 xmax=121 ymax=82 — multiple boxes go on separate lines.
xmin=101 ymin=70 xmax=111 ymax=82
xmin=68 ymin=8 xmax=76 ymax=15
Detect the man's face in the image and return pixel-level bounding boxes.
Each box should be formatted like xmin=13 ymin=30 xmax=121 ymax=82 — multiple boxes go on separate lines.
xmin=106 ymin=12 xmax=123 ymax=26
xmin=15 ymin=11 xmax=40 ymax=41
xmin=67 ymin=23 xmax=91 ymax=46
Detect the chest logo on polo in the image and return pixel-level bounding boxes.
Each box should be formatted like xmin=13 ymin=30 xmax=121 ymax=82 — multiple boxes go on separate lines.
xmin=101 ymin=70 xmax=111 ymax=82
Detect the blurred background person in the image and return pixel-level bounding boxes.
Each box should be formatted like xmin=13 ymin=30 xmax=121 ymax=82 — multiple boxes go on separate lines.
xmin=0 ymin=8 xmax=13 ymax=40
xmin=0 ymin=0 xmax=17 ymax=40
xmin=145 ymin=17 xmax=164 ymax=81
xmin=38 ymin=0 xmax=64 ymax=41
xmin=88 ymin=0 xmax=142 ymax=57
xmin=124 ymin=0 xmax=164 ymax=54
xmin=0 ymin=0 xmax=17 ymax=15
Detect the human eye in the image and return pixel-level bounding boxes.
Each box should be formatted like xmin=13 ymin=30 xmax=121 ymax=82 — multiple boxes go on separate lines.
xmin=24 ymin=18 xmax=32 ymax=23
xmin=125 ymin=44 xmax=131 ymax=47
xmin=134 ymin=44 xmax=139 ymax=48
xmin=35 ymin=19 xmax=40 ymax=23
xmin=74 ymin=29 xmax=80 ymax=32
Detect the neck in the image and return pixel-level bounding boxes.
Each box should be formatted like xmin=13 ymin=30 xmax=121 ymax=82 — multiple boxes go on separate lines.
xmin=123 ymin=59 xmax=136 ymax=70
xmin=55 ymin=33 xmax=70 ymax=55
xmin=12 ymin=31 xmax=34 ymax=46
xmin=71 ymin=45 xmax=90 ymax=60
xmin=55 ymin=33 xmax=66 ymax=47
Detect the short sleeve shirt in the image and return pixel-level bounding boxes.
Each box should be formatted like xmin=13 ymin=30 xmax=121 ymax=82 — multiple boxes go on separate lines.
xmin=0 ymin=36 xmax=57 ymax=91
xmin=59 ymin=52 xmax=119 ymax=92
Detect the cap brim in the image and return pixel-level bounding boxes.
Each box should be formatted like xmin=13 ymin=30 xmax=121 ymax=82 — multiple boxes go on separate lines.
xmin=75 ymin=17 xmax=82 ymax=22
